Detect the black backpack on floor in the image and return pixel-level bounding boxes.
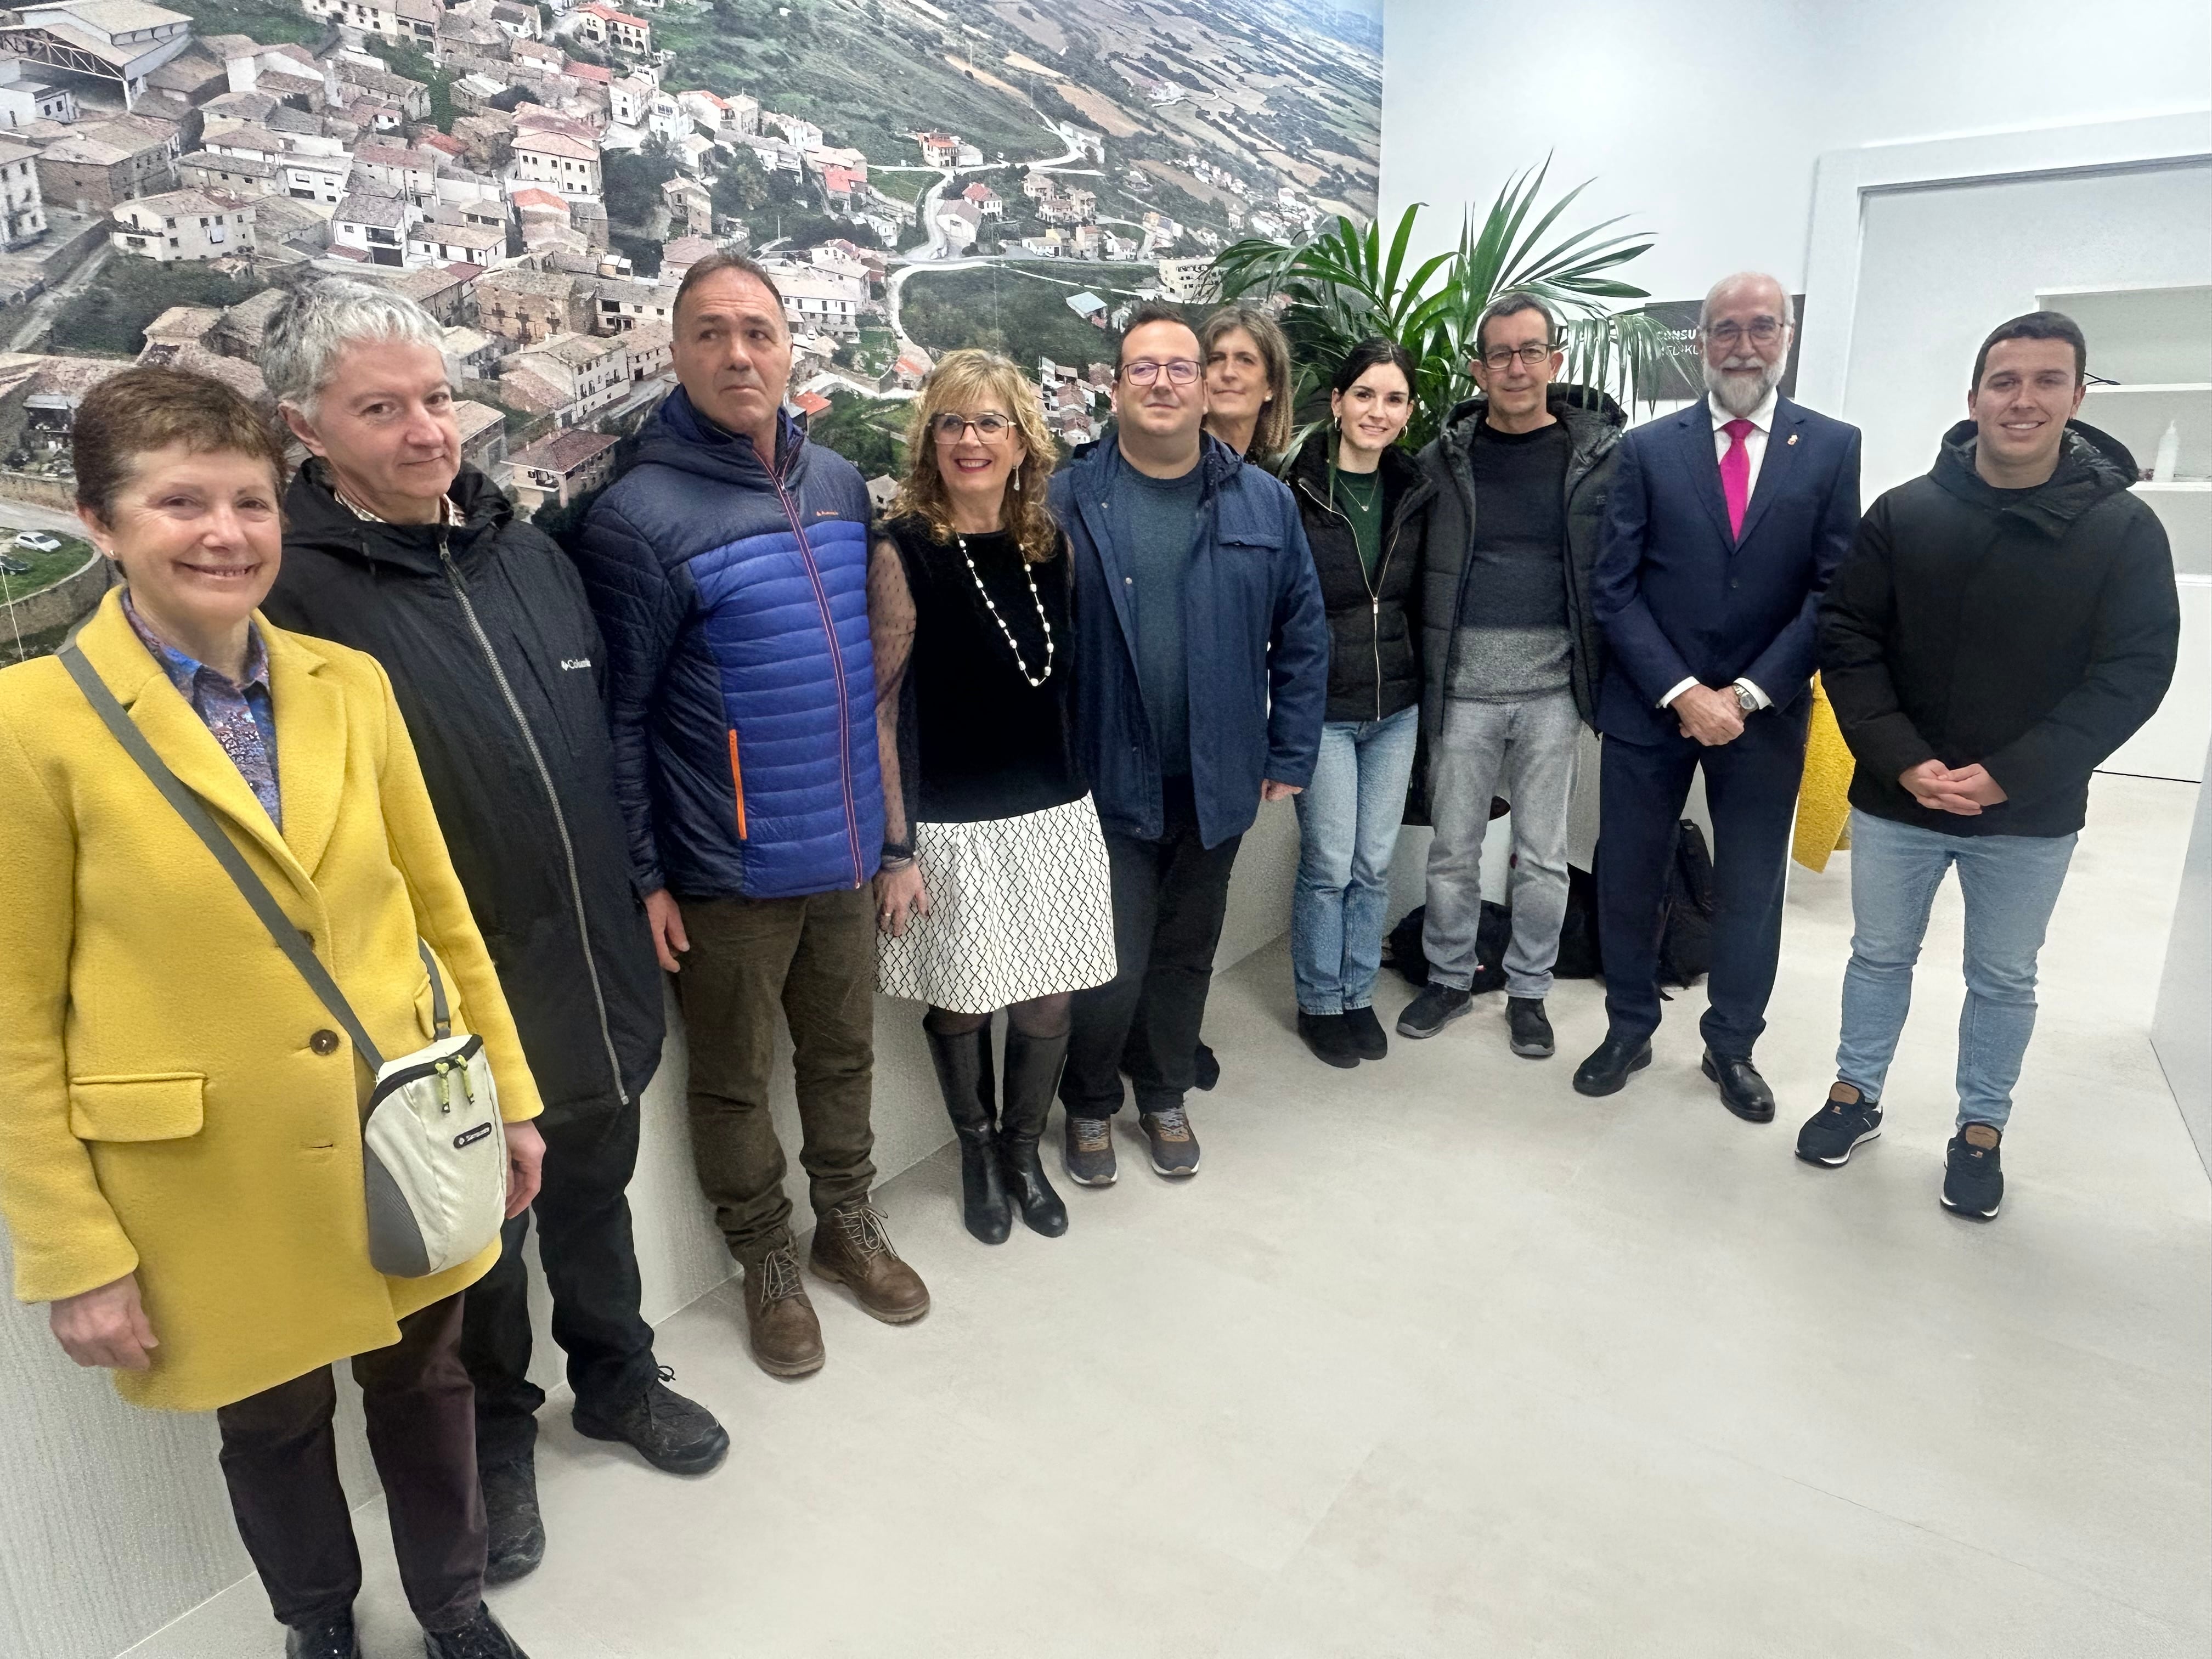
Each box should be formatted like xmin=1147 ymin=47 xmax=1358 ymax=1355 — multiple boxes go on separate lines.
xmin=1657 ymin=820 xmax=1715 ymax=988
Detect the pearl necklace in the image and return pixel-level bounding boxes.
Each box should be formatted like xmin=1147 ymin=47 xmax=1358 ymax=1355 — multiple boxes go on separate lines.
xmin=956 ymin=533 xmax=1054 ymax=689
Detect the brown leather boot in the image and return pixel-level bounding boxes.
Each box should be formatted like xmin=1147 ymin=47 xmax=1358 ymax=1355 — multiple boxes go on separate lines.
xmin=740 ymin=1244 xmax=824 ymax=1378
xmin=809 ymin=1200 xmax=930 ymax=1324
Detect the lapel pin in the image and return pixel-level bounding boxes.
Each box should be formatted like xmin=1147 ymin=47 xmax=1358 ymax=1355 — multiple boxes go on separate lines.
xmin=1787 ymin=433 xmax=1798 ymax=445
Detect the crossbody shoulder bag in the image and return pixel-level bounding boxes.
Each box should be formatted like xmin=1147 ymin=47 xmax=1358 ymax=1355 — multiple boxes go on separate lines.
xmin=60 ymin=642 xmax=509 ymax=1278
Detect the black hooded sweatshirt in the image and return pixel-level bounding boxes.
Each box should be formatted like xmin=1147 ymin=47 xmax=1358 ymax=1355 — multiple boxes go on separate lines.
xmin=263 ymin=460 xmax=665 ymax=1124
xmin=1818 ymin=420 xmax=2179 ymax=838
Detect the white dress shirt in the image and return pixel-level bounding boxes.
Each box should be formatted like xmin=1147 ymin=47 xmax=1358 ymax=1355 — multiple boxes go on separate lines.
xmin=1659 ymin=387 xmax=1781 ymax=713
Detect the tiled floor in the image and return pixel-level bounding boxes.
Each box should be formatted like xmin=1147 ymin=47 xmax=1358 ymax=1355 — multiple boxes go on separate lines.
xmin=127 ymin=777 xmax=2212 ymax=1659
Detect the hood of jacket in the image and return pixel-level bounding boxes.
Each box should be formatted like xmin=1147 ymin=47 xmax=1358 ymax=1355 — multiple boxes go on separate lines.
xmin=1061 ymin=426 xmax=1249 ymax=501
xmin=1438 ymin=383 xmax=1628 ymax=468
xmin=630 ymin=383 xmax=804 ymax=489
xmin=283 ymin=458 xmax=515 ymax=576
xmin=1931 ymin=418 xmax=2139 ymax=539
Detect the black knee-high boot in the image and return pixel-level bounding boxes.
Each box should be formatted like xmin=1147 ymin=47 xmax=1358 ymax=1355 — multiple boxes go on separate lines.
xmin=1000 ymin=1026 xmax=1070 ymax=1237
xmin=924 ymin=1023 xmax=1012 ymax=1244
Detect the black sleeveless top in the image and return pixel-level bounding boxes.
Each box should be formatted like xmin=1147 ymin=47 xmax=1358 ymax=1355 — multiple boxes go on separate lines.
xmin=884 ymin=514 xmax=1082 ymax=825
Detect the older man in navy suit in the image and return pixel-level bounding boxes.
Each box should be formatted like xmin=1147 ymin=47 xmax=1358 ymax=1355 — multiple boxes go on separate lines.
xmin=1576 ymin=272 xmax=1861 ymax=1118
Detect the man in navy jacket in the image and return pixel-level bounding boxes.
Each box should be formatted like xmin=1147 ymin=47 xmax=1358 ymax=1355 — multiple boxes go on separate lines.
xmin=574 ymin=253 xmax=928 ymax=1381
xmin=1051 ymin=303 xmax=1328 ymax=1186
xmin=1577 ymin=272 xmax=1861 ymax=1117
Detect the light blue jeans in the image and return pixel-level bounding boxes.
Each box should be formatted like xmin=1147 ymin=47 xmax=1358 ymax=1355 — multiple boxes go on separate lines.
xmin=1836 ymin=809 xmax=2076 ymax=1128
xmin=1292 ymin=704 xmax=1421 ymax=1014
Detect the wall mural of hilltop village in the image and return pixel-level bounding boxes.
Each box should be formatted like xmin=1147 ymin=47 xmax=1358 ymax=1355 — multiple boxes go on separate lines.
xmin=0 ymin=0 xmax=1379 ymax=657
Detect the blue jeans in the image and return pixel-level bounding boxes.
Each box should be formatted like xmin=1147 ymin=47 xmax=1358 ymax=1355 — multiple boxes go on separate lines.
xmin=1836 ymin=809 xmax=2076 ymax=1129
xmin=1292 ymin=705 xmax=1420 ymax=1014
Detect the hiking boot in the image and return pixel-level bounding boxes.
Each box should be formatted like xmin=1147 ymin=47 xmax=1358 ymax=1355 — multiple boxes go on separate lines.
xmin=741 ymin=1244 xmax=824 ymax=1378
xmin=422 ymin=1605 xmax=529 ymax=1659
xmin=1506 ymin=996 xmax=1554 ymax=1058
xmin=1396 ymin=983 xmax=1472 ymax=1039
xmin=1138 ymin=1105 xmax=1201 ymax=1177
xmin=1342 ymin=1006 xmax=1388 ymax=1060
xmin=1940 ymin=1123 xmax=2004 ymax=1221
xmin=1297 ymin=1010 xmax=1361 ymax=1068
xmin=1572 ymin=1033 xmax=1652 ymax=1097
xmin=478 ymin=1456 xmax=544 ymax=1586
xmin=810 ymin=1200 xmax=931 ymax=1323
xmin=1063 ymin=1113 xmax=1118 ymax=1187
xmin=572 ymin=1365 xmax=730 ymax=1475
xmin=285 ymin=1616 xmax=359 ymax=1659
xmin=1796 ymin=1082 xmax=1882 ymax=1167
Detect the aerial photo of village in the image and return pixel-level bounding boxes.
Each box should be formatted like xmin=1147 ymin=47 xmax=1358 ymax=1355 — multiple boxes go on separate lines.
xmin=0 ymin=0 xmax=1380 ymax=659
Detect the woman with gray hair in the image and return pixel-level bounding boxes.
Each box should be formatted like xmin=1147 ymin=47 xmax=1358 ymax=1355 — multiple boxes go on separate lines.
xmin=260 ymin=278 xmax=723 ymax=1593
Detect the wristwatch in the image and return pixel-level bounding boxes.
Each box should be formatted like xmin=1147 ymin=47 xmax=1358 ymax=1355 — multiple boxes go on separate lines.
xmin=1733 ymin=684 xmax=1759 ymax=715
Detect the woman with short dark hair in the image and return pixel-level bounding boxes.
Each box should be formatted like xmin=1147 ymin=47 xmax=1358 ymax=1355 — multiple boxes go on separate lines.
xmin=1285 ymin=338 xmax=1434 ymax=1067
xmin=870 ymin=349 xmax=1117 ymax=1244
xmin=0 ymin=366 xmax=544 ymax=1659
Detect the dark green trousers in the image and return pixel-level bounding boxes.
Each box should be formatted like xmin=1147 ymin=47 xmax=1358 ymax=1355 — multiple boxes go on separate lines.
xmin=674 ymin=885 xmax=878 ymax=1263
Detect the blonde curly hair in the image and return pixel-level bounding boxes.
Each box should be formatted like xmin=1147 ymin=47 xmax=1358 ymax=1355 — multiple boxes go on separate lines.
xmin=890 ymin=348 xmax=1062 ymax=565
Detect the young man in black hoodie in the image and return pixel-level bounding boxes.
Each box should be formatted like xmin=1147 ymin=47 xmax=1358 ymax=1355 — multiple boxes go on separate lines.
xmin=1805 ymin=311 xmax=2179 ymax=1219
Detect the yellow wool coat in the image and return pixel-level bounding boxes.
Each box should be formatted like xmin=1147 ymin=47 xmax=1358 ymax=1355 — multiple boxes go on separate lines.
xmin=0 ymin=590 xmax=543 ymax=1413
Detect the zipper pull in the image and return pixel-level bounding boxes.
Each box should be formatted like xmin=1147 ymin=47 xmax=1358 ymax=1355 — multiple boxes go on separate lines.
xmin=433 ymin=1060 xmax=453 ymax=1114
xmin=458 ymin=1062 xmax=476 ymax=1107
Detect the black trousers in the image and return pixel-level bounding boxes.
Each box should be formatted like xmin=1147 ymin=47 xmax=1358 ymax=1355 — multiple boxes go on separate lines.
xmin=1063 ymin=780 xmax=1243 ymax=1118
xmin=460 ymin=1099 xmax=657 ymax=1466
xmin=215 ymin=1294 xmax=484 ymax=1634
xmin=1595 ymin=697 xmax=1811 ymax=1057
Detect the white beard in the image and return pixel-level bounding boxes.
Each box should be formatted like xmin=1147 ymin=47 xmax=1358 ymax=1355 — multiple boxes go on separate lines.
xmin=1703 ymin=354 xmax=1783 ymax=417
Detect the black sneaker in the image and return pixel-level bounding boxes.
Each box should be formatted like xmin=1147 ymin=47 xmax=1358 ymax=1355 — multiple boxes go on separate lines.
xmin=1342 ymin=1006 xmax=1388 ymax=1060
xmin=1138 ymin=1105 xmax=1201 ymax=1177
xmin=478 ymin=1457 xmax=544 ymax=1587
xmin=1396 ymin=983 xmax=1472 ymax=1039
xmin=1297 ymin=1011 xmax=1361 ymax=1068
xmin=285 ymin=1615 xmax=359 ymax=1659
xmin=423 ymin=1605 xmax=529 ymax=1659
xmin=1941 ymin=1123 xmax=2004 ymax=1220
xmin=572 ymin=1365 xmax=730 ymax=1475
xmin=1506 ymin=997 xmax=1554 ymax=1058
xmin=1796 ymin=1083 xmax=1882 ymax=1167
xmin=1063 ymin=1114 xmax=1118 ymax=1186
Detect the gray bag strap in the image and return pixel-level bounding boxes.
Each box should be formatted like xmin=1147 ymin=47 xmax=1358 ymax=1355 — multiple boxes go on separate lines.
xmin=59 ymin=640 xmax=391 ymax=1073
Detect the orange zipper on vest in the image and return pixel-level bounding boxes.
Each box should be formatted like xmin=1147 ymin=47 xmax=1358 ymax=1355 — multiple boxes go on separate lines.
xmin=726 ymin=729 xmax=749 ymax=839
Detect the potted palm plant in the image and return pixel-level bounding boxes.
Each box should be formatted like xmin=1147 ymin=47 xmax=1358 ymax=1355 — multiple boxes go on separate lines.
xmin=1212 ymin=159 xmax=1674 ymax=454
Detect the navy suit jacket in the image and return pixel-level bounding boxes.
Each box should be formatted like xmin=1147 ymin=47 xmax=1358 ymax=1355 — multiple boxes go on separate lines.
xmin=1591 ymin=394 xmax=1861 ymax=744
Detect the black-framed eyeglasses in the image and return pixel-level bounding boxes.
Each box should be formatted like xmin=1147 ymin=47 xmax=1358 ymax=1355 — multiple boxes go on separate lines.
xmin=1119 ymin=358 xmax=1201 ymax=386
xmin=1478 ymin=342 xmax=1558 ymax=370
xmin=1703 ymin=318 xmax=1785 ymax=347
xmin=930 ymin=411 xmax=1014 ymax=443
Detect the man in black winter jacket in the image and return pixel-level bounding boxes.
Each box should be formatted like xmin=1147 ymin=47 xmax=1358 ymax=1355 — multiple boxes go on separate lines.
xmin=1802 ymin=311 xmax=2179 ymax=1221
xmin=262 ymin=279 xmax=728 ymax=1594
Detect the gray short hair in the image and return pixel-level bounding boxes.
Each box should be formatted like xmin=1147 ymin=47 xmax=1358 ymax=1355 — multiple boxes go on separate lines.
xmin=1699 ymin=272 xmax=1796 ymax=331
xmin=263 ymin=276 xmax=449 ymax=417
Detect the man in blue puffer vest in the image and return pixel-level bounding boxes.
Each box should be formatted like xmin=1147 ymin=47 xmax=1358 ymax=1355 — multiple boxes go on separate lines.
xmin=574 ymin=253 xmax=928 ymax=1380
xmin=1052 ymin=302 xmax=1329 ymax=1187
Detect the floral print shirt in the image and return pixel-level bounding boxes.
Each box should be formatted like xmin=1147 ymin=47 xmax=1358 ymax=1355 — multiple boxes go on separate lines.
xmin=123 ymin=590 xmax=281 ymax=831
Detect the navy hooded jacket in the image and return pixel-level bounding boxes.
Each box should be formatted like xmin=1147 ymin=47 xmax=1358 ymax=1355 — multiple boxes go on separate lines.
xmin=1051 ymin=433 xmax=1329 ymax=849
xmin=573 ymin=388 xmax=883 ymax=901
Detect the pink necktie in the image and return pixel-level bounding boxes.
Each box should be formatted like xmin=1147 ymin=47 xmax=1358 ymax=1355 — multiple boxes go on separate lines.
xmin=1720 ymin=418 xmax=1754 ymax=540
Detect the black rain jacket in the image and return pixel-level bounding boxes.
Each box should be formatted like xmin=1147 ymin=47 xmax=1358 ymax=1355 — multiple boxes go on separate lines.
xmin=1819 ymin=420 xmax=2179 ymax=838
xmin=264 ymin=460 xmax=664 ymax=1123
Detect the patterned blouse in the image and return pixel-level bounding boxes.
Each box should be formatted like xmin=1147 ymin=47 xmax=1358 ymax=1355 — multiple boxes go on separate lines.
xmin=123 ymin=590 xmax=282 ymax=831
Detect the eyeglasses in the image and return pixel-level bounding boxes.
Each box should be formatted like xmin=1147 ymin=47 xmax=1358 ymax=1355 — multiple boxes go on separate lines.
xmin=930 ymin=411 xmax=1014 ymax=443
xmin=1119 ymin=359 xmax=1201 ymax=386
xmin=1702 ymin=318 xmax=1785 ymax=347
xmin=1477 ymin=342 xmax=1558 ymax=370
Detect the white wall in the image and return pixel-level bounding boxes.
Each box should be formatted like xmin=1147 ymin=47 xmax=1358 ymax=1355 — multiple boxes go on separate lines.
xmin=1380 ymin=0 xmax=2212 ymax=302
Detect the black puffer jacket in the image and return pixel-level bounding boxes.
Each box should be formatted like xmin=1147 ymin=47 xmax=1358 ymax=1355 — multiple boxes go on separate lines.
xmin=1287 ymin=434 xmax=1434 ymax=724
xmin=1820 ymin=420 xmax=2178 ymax=839
xmin=264 ymin=461 xmax=664 ymax=1124
xmin=1414 ymin=386 xmax=1626 ymax=733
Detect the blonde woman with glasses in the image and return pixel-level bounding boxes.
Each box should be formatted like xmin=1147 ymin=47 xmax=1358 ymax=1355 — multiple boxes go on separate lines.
xmin=870 ymin=349 xmax=1117 ymax=1245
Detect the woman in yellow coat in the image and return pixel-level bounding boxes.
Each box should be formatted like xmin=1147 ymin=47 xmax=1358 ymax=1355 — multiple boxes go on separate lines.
xmin=0 ymin=367 xmax=544 ymax=1659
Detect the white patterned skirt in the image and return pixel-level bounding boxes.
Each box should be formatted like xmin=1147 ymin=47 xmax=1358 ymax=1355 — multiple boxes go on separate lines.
xmin=877 ymin=793 xmax=1120 ymax=1013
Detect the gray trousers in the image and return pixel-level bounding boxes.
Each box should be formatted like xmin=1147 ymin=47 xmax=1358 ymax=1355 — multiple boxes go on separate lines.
xmin=1422 ymin=689 xmax=1582 ymax=998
